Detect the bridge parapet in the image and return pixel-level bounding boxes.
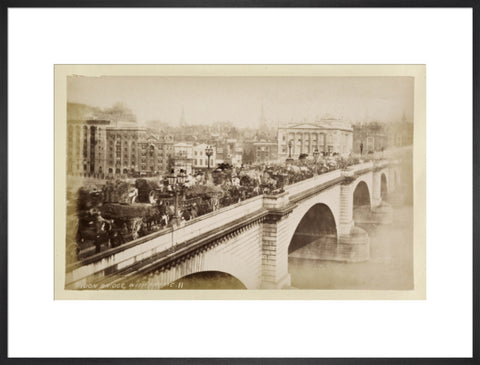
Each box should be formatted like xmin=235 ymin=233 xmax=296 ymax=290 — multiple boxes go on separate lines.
xmin=173 ymin=195 xmax=264 ymax=243
xmin=373 ymin=160 xmax=389 ymax=169
xmin=66 ymin=195 xmax=266 ymax=289
xmin=263 ymin=191 xmax=290 ymax=210
xmin=286 ymin=170 xmax=342 ymax=197
xmin=350 ymin=161 xmax=374 ymax=173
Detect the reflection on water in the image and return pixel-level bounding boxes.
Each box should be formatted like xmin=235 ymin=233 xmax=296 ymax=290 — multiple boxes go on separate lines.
xmin=288 ymin=205 xmax=414 ymax=290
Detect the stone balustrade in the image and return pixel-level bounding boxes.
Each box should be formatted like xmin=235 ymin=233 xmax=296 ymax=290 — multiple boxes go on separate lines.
xmin=285 ymin=169 xmax=342 ymax=197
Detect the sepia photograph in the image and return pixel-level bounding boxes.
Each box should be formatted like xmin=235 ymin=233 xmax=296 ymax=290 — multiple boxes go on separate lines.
xmin=5 ymin=2 xmax=475 ymax=360
xmin=55 ymin=65 xmax=425 ymax=299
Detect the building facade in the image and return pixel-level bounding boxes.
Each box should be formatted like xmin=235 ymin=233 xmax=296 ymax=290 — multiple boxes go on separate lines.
xmin=277 ymin=118 xmax=353 ymax=160
xmin=352 ymin=124 xmax=387 ymax=154
xmin=158 ymin=134 xmax=174 ymax=173
xmin=352 ymin=121 xmax=413 ymax=155
xmin=192 ymin=143 xmax=217 ymax=169
xmin=216 ymin=139 xmax=243 ymax=167
xmin=243 ymin=141 xmax=278 ymax=164
xmin=105 ymin=125 xmax=147 ymax=175
xmin=67 ymin=119 xmax=111 ymax=176
xmin=67 ymin=120 xmax=175 ymax=177
xmin=170 ymin=142 xmax=194 ymax=174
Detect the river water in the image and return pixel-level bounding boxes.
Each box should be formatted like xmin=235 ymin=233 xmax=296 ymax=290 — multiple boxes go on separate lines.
xmin=288 ymin=204 xmax=414 ymax=290
xmin=163 ymin=203 xmax=413 ymax=290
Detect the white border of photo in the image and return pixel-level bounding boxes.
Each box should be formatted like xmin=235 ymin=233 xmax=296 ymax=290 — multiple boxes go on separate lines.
xmin=8 ymin=8 xmax=472 ymax=358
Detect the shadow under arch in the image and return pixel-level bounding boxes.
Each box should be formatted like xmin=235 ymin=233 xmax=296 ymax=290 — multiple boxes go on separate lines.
xmin=353 ymin=180 xmax=374 ymax=225
xmin=353 ymin=180 xmax=371 ymax=209
xmin=163 ymin=270 xmax=247 ymax=290
xmin=380 ymin=173 xmax=388 ymax=199
xmin=288 ymin=203 xmax=337 ymax=255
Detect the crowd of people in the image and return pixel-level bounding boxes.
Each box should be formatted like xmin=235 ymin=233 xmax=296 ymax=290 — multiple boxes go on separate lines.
xmin=71 ymin=154 xmax=367 ymax=261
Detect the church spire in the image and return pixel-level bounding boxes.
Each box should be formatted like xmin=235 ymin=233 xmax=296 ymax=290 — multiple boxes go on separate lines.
xmin=179 ymin=106 xmax=186 ymax=127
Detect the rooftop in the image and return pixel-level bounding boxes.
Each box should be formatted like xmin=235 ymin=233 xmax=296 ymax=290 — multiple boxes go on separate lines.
xmin=280 ymin=118 xmax=353 ymax=132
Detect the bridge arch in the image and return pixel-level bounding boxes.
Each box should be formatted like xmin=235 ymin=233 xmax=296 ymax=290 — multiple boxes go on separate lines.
xmin=352 ymin=180 xmax=372 ymax=209
xmin=283 ymin=185 xmax=341 ymax=251
xmin=128 ymin=229 xmax=264 ymax=290
xmin=288 ymin=203 xmax=338 ymax=255
xmin=166 ymin=270 xmax=247 ymax=289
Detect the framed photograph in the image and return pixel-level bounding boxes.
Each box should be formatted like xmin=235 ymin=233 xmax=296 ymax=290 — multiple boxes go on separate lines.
xmin=2 ymin=2 xmax=476 ymax=362
xmin=54 ymin=64 xmax=426 ymax=301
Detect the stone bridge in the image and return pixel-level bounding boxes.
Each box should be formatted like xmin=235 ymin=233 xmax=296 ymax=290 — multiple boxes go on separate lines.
xmin=65 ymin=160 xmax=402 ymax=290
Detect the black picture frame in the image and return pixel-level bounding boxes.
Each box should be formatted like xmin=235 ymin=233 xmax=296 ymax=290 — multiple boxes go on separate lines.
xmin=0 ymin=1 xmax=478 ymax=364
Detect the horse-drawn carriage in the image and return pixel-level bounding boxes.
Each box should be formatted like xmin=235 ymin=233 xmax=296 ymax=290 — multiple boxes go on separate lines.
xmin=70 ymin=177 xmax=230 ymax=262
xmin=71 ymin=180 xmax=162 ymax=261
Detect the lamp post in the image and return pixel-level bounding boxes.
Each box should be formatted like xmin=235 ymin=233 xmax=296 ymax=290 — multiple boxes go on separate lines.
xmin=313 ymin=148 xmax=320 ymax=175
xmin=205 ymin=145 xmax=214 ymax=170
xmin=167 ymin=168 xmax=186 ymax=226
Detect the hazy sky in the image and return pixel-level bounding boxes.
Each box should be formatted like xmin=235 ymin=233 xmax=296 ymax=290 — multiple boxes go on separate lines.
xmin=67 ymin=76 xmax=414 ymax=127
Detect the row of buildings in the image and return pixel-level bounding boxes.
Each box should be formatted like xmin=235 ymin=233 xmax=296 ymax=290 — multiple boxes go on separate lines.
xmin=67 ymin=117 xmax=413 ymax=177
xmin=352 ymin=121 xmax=414 ymax=154
xmin=276 ymin=117 xmax=413 ymax=158
xmin=67 ymin=119 xmax=246 ymax=177
xmin=68 ymin=120 xmax=170 ymax=176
